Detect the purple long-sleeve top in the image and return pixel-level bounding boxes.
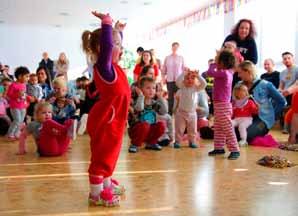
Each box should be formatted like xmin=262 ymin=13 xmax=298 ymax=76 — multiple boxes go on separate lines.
xmin=95 ymin=24 xmax=115 ymax=82
xmin=206 ymin=63 xmax=233 ymax=102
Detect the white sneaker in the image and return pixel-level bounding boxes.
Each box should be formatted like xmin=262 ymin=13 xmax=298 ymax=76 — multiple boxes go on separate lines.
xmin=78 ymin=114 xmax=88 ymax=135
xmin=68 ymin=119 xmax=77 ymax=140
xmin=238 ymin=140 xmax=248 ymax=147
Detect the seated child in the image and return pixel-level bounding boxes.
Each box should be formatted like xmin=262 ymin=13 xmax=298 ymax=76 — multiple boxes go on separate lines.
xmin=18 ymin=101 xmax=75 ymax=156
xmin=173 ymin=69 xmax=207 ymax=148
xmin=283 ymin=85 xmax=298 ymax=144
xmin=26 ymin=73 xmax=43 ymax=121
xmin=52 ymin=96 xmax=76 ymax=124
xmin=0 ymin=85 xmax=10 ymax=135
xmin=232 ymin=83 xmax=258 ymax=146
xmin=128 ymin=77 xmax=166 ymax=153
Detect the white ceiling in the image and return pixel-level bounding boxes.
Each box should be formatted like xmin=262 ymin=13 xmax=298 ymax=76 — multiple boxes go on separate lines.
xmin=0 ymin=0 xmax=211 ymax=32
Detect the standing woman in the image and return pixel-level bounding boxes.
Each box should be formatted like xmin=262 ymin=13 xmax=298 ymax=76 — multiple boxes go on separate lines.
xmin=223 ymin=19 xmax=258 ymax=88
xmin=55 ymin=52 xmax=69 ymax=81
xmin=133 ymin=50 xmax=159 ymax=82
xmin=237 ymin=61 xmax=286 ymax=142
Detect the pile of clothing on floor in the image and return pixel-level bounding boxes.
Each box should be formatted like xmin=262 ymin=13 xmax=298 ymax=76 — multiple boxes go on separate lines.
xmin=257 ymin=155 xmax=296 ymax=168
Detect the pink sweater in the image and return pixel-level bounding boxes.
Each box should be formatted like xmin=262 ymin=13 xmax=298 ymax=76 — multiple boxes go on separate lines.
xmin=7 ymin=82 xmax=28 ymax=109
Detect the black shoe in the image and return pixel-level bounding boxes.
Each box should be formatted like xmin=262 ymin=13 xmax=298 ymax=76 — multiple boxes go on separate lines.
xmin=145 ymin=143 xmax=162 ymax=151
xmin=228 ymin=152 xmax=240 ymax=160
xmin=128 ymin=145 xmax=138 ymax=153
xmin=208 ymin=149 xmax=225 ymax=156
xmin=158 ymin=139 xmax=170 ymax=146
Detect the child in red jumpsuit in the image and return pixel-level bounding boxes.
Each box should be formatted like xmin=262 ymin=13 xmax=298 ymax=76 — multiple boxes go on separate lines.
xmin=17 ymin=101 xmax=75 ymax=156
xmin=81 ymin=11 xmax=130 ymax=207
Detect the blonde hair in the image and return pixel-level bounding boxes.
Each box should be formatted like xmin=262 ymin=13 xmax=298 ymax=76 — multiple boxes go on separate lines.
xmin=52 ymin=77 xmax=67 ymax=88
xmin=233 ymin=83 xmax=249 ymax=99
xmin=34 ymin=102 xmax=52 ymax=121
xmin=81 ymin=28 xmax=120 ymax=58
xmin=238 ymin=60 xmax=257 ymax=79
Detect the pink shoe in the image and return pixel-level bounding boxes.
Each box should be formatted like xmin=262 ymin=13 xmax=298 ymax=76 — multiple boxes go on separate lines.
xmin=88 ymin=188 xmax=120 ymax=207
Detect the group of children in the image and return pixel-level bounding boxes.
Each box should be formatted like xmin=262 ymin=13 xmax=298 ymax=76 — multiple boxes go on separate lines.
xmin=0 ymin=64 xmax=95 ymax=156
xmin=1 ymin=11 xmax=298 ymax=208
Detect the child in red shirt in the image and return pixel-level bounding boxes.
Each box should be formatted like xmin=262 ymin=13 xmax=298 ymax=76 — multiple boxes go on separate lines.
xmin=232 ymin=83 xmax=258 ymax=146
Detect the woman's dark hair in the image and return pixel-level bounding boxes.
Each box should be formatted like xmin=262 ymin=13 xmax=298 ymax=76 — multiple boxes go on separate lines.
xmin=218 ymin=51 xmax=236 ymax=69
xmin=14 ymin=66 xmax=30 ymax=79
xmin=231 ymin=19 xmax=256 ymax=39
xmin=140 ymin=50 xmax=155 ymax=66
xmin=36 ymin=66 xmax=52 ymax=88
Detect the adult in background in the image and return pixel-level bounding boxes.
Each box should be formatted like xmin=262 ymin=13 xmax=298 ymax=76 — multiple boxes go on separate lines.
xmin=133 ymin=50 xmax=159 ymax=82
xmin=279 ymin=52 xmax=298 ymax=105
xmin=237 ymin=61 xmax=286 ymax=142
xmin=36 ymin=66 xmax=52 ymax=99
xmin=39 ymin=52 xmax=55 ymax=82
xmin=55 ymin=52 xmax=69 ymax=81
xmin=0 ymin=64 xmax=14 ymax=82
xmin=261 ymin=58 xmax=280 ymax=89
xmin=136 ymin=47 xmax=144 ymax=57
xmin=223 ymin=19 xmax=258 ymax=88
xmin=162 ymin=42 xmax=185 ymax=115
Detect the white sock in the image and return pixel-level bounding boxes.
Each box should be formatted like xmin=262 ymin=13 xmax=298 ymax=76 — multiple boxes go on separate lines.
xmin=103 ymin=177 xmax=112 ymax=188
xmin=90 ymin=183 xmax=103 ymax=197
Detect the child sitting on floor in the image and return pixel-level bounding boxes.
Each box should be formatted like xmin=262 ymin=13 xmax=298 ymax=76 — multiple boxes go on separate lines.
xmin=18 ymin=101 xmax=75 ymax=156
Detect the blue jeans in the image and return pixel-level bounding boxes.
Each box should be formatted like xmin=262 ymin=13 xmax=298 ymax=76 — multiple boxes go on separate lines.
xmin=7 ymin=108 xmax=26 ymax=136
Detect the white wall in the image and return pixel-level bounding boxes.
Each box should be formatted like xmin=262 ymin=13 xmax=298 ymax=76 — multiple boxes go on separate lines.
xmin=0 ymin=24 xmax=87 ymax=80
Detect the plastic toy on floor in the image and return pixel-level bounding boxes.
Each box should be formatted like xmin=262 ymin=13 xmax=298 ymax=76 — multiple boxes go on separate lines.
xmin=257 ymin=155 xmax=296 ymax=168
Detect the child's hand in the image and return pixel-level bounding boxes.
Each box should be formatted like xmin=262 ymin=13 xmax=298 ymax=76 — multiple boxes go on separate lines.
xmin=48 ymin=97 xmax=56 ymax=104
xmin=115 ymin=21 xmax=126 ymax=32
xmin=135 ymin=87 xmax=143 ymax=96
xmin=91 ymin=11 xmax=113 ymax=25
xmin=282 ymin=90 xmax=290 ymax=97
xmin=156 ymin=89 xmax=163 ymax=99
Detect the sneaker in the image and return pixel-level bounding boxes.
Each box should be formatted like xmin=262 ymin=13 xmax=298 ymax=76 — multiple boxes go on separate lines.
xmin=128 ymin=144 xmax=138 ymax=153
xmin=78 ymin=114 xmax=88 ymax=135
xmin=189 ymin=142 xmax=198 ymax=148
xmin=88 ymin=188 xmax=120 ymax=207
xmin=145 ymin=143 xmax=162 ymax=151
xmin=158 ymin=139 xmax=170 ymax=146
xmin=7 ymin=134 xmax=16 ymax=141
xmin=208 ymin=149 xmax=225 ymax=156
xmin=238 ymin=140 xmax=248 ymax=147
xmin=228 ymin=151 xmax=240 ymax=160
xmin=173 ymin=142 xmax=181 ymax=149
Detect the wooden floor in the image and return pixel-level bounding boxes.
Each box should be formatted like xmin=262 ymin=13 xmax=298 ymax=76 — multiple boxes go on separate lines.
xmin=0 ymin=130 xmax=298 ymax=216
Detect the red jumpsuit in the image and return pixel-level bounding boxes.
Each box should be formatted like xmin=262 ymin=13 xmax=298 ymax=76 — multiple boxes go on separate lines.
xmin=87 ymin=64 xmax=130 ymax=177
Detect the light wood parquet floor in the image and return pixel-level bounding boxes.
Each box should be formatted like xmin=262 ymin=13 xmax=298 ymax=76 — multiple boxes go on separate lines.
xmin=0 ymin=129 xmax=297 ymax=216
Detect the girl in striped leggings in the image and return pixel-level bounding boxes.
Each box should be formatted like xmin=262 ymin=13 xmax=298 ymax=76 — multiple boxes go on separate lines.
xmin=206 ymin=50 xmax=240 ymax=160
